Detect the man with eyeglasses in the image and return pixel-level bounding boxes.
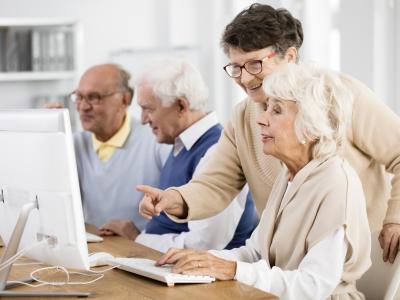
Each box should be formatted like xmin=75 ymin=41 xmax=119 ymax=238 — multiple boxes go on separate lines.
xmin=139 ymin=2 xmax=400 ymax=268
xmin=70 ymin=63 xmax=170 ymax=239
xmin=101 ymin=59 xmax=258 ymax=252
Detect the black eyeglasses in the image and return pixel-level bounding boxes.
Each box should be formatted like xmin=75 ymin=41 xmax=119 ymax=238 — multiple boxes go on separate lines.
xmin=223 ymin=52 xmax=277 ymax=78
xmin=69 ymin=90 xmax=122 ymax=105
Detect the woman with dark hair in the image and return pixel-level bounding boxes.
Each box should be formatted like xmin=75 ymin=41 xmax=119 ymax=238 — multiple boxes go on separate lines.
xmin=139 ymin=0 xmax=400 ymax=272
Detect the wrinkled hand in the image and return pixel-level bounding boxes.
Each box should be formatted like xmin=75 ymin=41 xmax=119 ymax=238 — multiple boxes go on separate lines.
xmin=44 ymin=102 xmax=64 ymax=109
xmin=379 ymin=223 xmax=400 ymax=263
xmin=137 ymin=185 xmax=188 ymax=219
xmin=156 ymin=248 xmax=236 ymax=281
xmin=98 ymin=220 xmax=140 ymax=240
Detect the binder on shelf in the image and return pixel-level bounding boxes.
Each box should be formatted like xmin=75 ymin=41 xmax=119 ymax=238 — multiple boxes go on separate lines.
xmin=65 ymin=30 xmax=74 ymax=71
xmin=55 ymin=29 xmax=67 ymax=70
xmin=16 ymin=29 xmax=32 ymax=71
xmin=0 ymin=27 xmax=7 ymax=72
xmin=40 ymin=29 xmax=50 ymax=71
xmin=5 ymin=28 xmax=19 ymax=72
xmin=31 ymin=29 xmax=41 ymax=71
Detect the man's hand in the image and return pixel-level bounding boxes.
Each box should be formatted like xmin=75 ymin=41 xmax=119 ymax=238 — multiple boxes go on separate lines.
xmin=379 ymin=223 xmax=400 ymax=263
xmin=137 ymin=185 xmax=188 ymax=219
xmin=44 ymin=102 xmax=64 ymax=109
xmin=98 ymin=220 xmax=140 ymax=240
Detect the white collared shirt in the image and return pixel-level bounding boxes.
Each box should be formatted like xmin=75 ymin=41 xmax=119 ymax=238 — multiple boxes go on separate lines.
xmin=173 ymin=112 xmax=219 ymax=156
xmin=136 ymin=111 xmax=250 ymax=252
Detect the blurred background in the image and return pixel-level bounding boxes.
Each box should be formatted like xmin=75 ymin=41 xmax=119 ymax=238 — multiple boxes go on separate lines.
xmin=0 ymin=0 xmax=399 ymax=127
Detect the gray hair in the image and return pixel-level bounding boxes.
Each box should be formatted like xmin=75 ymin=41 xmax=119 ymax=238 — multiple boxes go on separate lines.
xmin=110 ymin=63 xmax=134 ymax=101
xmin=137 ymin=58 xmax=209 ymax=111
xmin=263 ymin=62 xmax=353 ymax=160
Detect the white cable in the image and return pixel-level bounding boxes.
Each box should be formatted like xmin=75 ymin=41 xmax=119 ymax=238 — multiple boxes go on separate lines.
xmin=0 ymin=240 xmax=44 ymax=269
xmin=0 ymin=242 xmax=42 ymax=270
xmin=3 ymin=246 xmax=118 ymax=288
xmin=7 ymin=264 xmax=119 ymax=288
xmin=6 ymin=280 xmax=47 ymax=288
xmin=13 ymin=262 xmax=44 ymax=266
xmin=0 ymin=240 xmax=46 ymax=272
xmin=31 ymin=266 xmax=105 ymax=286
xmin=31 ymin=266 xmax=71 ymax=286
xmin=87 ymin=265 xmax=120 ymax=274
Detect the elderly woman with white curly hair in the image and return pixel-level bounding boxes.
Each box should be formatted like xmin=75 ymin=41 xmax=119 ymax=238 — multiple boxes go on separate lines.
xmin=154 ymin=63 xmax=371 ymax=300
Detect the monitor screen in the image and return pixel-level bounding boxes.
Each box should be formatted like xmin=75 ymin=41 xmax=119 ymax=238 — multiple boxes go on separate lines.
xmin=0 ymin=109 xmax=89 ymax=270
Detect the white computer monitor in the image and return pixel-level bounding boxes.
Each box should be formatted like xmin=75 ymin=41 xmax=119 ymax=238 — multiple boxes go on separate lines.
xmin=0 ymin=109 xmax=89 ymax=273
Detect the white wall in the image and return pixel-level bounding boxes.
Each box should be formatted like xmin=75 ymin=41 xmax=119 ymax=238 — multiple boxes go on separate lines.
xmin=297 ymin=0 xmax=399 ymax=114
xmin=0 ymin=0 xmax=399 ymax=120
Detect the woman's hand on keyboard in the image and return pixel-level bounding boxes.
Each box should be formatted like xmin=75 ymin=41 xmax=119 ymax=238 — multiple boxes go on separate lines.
xmin=156 ymin=248 xmax=237 ymax=281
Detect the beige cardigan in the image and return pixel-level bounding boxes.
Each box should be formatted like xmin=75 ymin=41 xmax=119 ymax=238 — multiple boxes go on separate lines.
xmin=258 ymin=157 xmax=370 ymax=299
xmin=174 ymin=74 xmax=400 ymax=231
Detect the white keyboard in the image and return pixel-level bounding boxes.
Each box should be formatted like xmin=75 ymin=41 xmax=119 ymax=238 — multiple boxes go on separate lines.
xmin=107 ymin=257 xmax=215 ymax=286
xmin=85 ymin=231 xmax=104 ymax=243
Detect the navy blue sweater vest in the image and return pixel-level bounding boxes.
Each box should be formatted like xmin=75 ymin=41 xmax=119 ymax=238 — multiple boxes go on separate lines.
xmin=145 ymin=123 xmax=259 ymax=249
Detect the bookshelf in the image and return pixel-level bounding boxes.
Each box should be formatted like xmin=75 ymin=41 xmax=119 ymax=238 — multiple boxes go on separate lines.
xmin=0 ymin=18 xmax=82 ymax=75
xmin=0 ymin=18 xmax=83 ymax=127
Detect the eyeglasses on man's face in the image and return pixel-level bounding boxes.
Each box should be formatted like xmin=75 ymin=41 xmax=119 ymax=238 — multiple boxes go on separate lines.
xmin=223 ymin=52 xmax=277 ymax=78
xmin=69 ymin=90 xmax=122 ymax=105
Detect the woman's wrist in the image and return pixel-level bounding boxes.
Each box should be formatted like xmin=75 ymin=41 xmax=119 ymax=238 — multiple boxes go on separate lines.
xmin=165 ymin=189 xmax=188 ymax=219
xmin=229 ymin=261 xmax=237 ymax=280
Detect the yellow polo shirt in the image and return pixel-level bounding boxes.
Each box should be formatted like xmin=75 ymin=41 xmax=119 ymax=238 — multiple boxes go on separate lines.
xmin=92 ymin=113 xmax=131 ymax=161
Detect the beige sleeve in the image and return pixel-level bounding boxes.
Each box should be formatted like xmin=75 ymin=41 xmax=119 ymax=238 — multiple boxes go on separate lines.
xmin=350 ymin=79 xmax=400 ymax=224
xmin=171 ymin=108 xmax=247 ymax=221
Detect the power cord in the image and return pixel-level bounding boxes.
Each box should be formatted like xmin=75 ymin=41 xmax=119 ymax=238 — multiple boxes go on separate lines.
xmin=3 ymin=245 xmax=119 ymax=287
xmin=0 ymin=240 xmax=47 ymax=272
xmin=7 ymin=263 xmax=119 ymax=287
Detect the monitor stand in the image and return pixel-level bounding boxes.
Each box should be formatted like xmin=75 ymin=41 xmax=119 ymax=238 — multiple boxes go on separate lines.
xmin=0 ymin=199 xmax=90 ymax=298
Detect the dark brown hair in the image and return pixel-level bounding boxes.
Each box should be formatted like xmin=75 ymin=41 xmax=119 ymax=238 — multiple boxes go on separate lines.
xmin=221 ymin=3 xmax=303 ymax=55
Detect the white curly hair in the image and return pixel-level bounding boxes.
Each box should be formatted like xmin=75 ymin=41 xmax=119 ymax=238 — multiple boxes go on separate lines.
xmin=137 ymin=58 xmax=209 ymax=112
xmin=263 ymin=62 xmax=353 ymax=159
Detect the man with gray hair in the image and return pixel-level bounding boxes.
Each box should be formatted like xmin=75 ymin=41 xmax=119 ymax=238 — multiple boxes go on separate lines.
xmin=70 ymin=63 xmax=170 ymax=238
xmin=104 ymin=59 xmax=259 ymax=252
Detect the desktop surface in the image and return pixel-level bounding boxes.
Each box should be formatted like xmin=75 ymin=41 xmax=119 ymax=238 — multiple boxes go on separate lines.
xmin=2 ymin=232 xmax=277 ymax=300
